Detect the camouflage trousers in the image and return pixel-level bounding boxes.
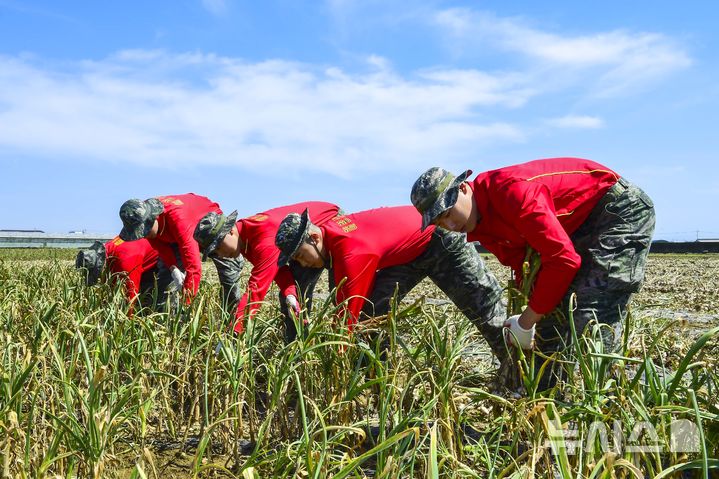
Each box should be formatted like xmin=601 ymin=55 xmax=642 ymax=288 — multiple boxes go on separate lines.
xmin=210 ymin=255 xmax=245 ymax=317
xmin=136 ymin=246 xmax=185 ymax=312
xmin=137 ymin=258 xmax=175 ymax=311
xmin=534 ymin=177 xmax=656 ymax=388
xmin=363 ymin=228 xmax=507 ymax=360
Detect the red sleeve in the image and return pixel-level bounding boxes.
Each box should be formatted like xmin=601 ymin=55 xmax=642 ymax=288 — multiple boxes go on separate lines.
xmin=234 ymin=256 xmax=298 ymax=321
xmin=502 ymin=182 xmax=581 ymax=314
xmin=237 ymin=245 xmax=281 ymax=319
xmin=246 ymin=245 xmax=282 ymax=305
xmin=166 ymin=216 xmax=203 ymax=297
xmin=109 ymin=254 xmax=142 ymax=304
xmin=235 ymin=292 xmax=250 ymax=318
xmin=232 ymin=258 xmax=299 ymax=336
xmin=124 ymin=263 xmax=142 ymax=304
xmin=232 ymin=292 xmax=251 ymax=333
xmin=275 ymin=266 xmax=298 ymax=298
xmin=332 ymin=252 xmax=380 ymax=328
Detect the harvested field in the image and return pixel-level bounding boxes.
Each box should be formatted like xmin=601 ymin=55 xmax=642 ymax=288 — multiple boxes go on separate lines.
xmin=1 ymin=250 xmax=717 ymax=478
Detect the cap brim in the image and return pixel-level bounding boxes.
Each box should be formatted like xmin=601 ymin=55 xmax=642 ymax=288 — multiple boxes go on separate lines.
xmin=201 ymin=210 xmax=238 ymax=261
xmin=276 ymin=209 xmax=311 ymax=266
xmin=75 ymin=250 xmax=85 ymax=269
xmin=118 ymin=228 xmax=134 ymax=241
xmin=277 ymin=251 xmax=292 ymax=267
xmin=75 ymin=249 xmax=104 ymax=286
xmin=119 ymin=218 xmax=154 ymax=241
xmin=421 ymin=207 xmax=441 ymax=231
xmin=85 ymin=266 xmax=102 ymax=286
xmin=146 ymin=198 xmax=164 ymax=218
xmin=420 ymin=169 xmax=472 ymax=230
xmin=119 ymin=199 xmax=164 ymax=241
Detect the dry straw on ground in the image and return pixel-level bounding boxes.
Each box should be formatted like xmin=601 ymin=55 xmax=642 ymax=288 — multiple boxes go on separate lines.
xmin=1 ymin=250 xmax=717 ymax=478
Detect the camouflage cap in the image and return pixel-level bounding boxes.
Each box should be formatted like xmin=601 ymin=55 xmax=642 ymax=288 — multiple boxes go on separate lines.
xmin=75 ymin=241 xmax=106 ymax=286
xmin=193 ymin=210 xmax=238 ymax=261
xmin=275 ymin=208 xmax=312 ymax=266
xmin=410 ymin=167 xmax=472 ymax=230
xmin=119 ymin=198 xmax=164 ymax=241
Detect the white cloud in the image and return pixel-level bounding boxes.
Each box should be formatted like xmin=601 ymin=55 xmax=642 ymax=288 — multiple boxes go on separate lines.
xmin=0 ymin=51 xmax=526 ymax=176
xmin=434 ymin=8 xmax=691 ymax=96
xmin=0 ymin=6 xmax=691 ymax=177
xmin=546 ymin=115 xmax=604 ymax=129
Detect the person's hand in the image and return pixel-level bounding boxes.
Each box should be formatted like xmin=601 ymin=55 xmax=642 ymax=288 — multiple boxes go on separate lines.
xmin=504 ymin=314 xmax=536 ymax=350
xmin=168 ymin=266 xmax=186 ymax=292
xmin=286 ymin=294 xmax=301 ymax=318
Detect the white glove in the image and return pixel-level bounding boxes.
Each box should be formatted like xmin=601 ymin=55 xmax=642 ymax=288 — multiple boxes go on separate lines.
xmin=285 ymin=294 xmax=301 ymax=318
xmin=504 ymin=314 xmax=536 ymax=350
xmin=167 ymin=266 xmax=186 ymax=292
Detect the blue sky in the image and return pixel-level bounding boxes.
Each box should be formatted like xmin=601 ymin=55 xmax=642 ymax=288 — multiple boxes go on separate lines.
xmin=0 ymin=0 xmax=717 ymax=240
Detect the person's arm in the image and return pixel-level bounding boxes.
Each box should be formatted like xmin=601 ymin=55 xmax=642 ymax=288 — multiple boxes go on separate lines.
xmin=333 ymin=252 xmax=379 ymax=329
xmin=503 ymin=182 xmax=582 ymax=325
xmin=166 ymin=217 xmax=203 ymax=298
xmin=236 ymin=245 xmax=283 ymax=320
xmin=274 ymin=265 xmax=298 ymax=299
xmin=247 ymin=246 xmax=282 ymax=307
xmin=229 ymin=243 xmax=299 ymax=333
xmin=123 ymin=261 xmax=143 ymax=304
xmin=231 ymin=265 xmax=300 ymax=335
xmin=153 ymin=241 xmax=179 ymax=269
xmin=232 ymin=292 xmax=250 ymax=334
xmin=109 ymin=254 xmax=142 ymax=315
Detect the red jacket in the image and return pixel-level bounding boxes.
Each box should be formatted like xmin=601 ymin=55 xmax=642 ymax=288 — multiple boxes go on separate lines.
xmin=149 ymin=194 xmax=222 ymax=297
xmin=233 ymin=201 xmax=341 ymax=333
xmin=105 ymin=236 xmax=166 ymax=303
xmin=322 ymin=206 xmax=434 ymax=327
xmin=468 ymin=157 xmax=619 ymax=314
